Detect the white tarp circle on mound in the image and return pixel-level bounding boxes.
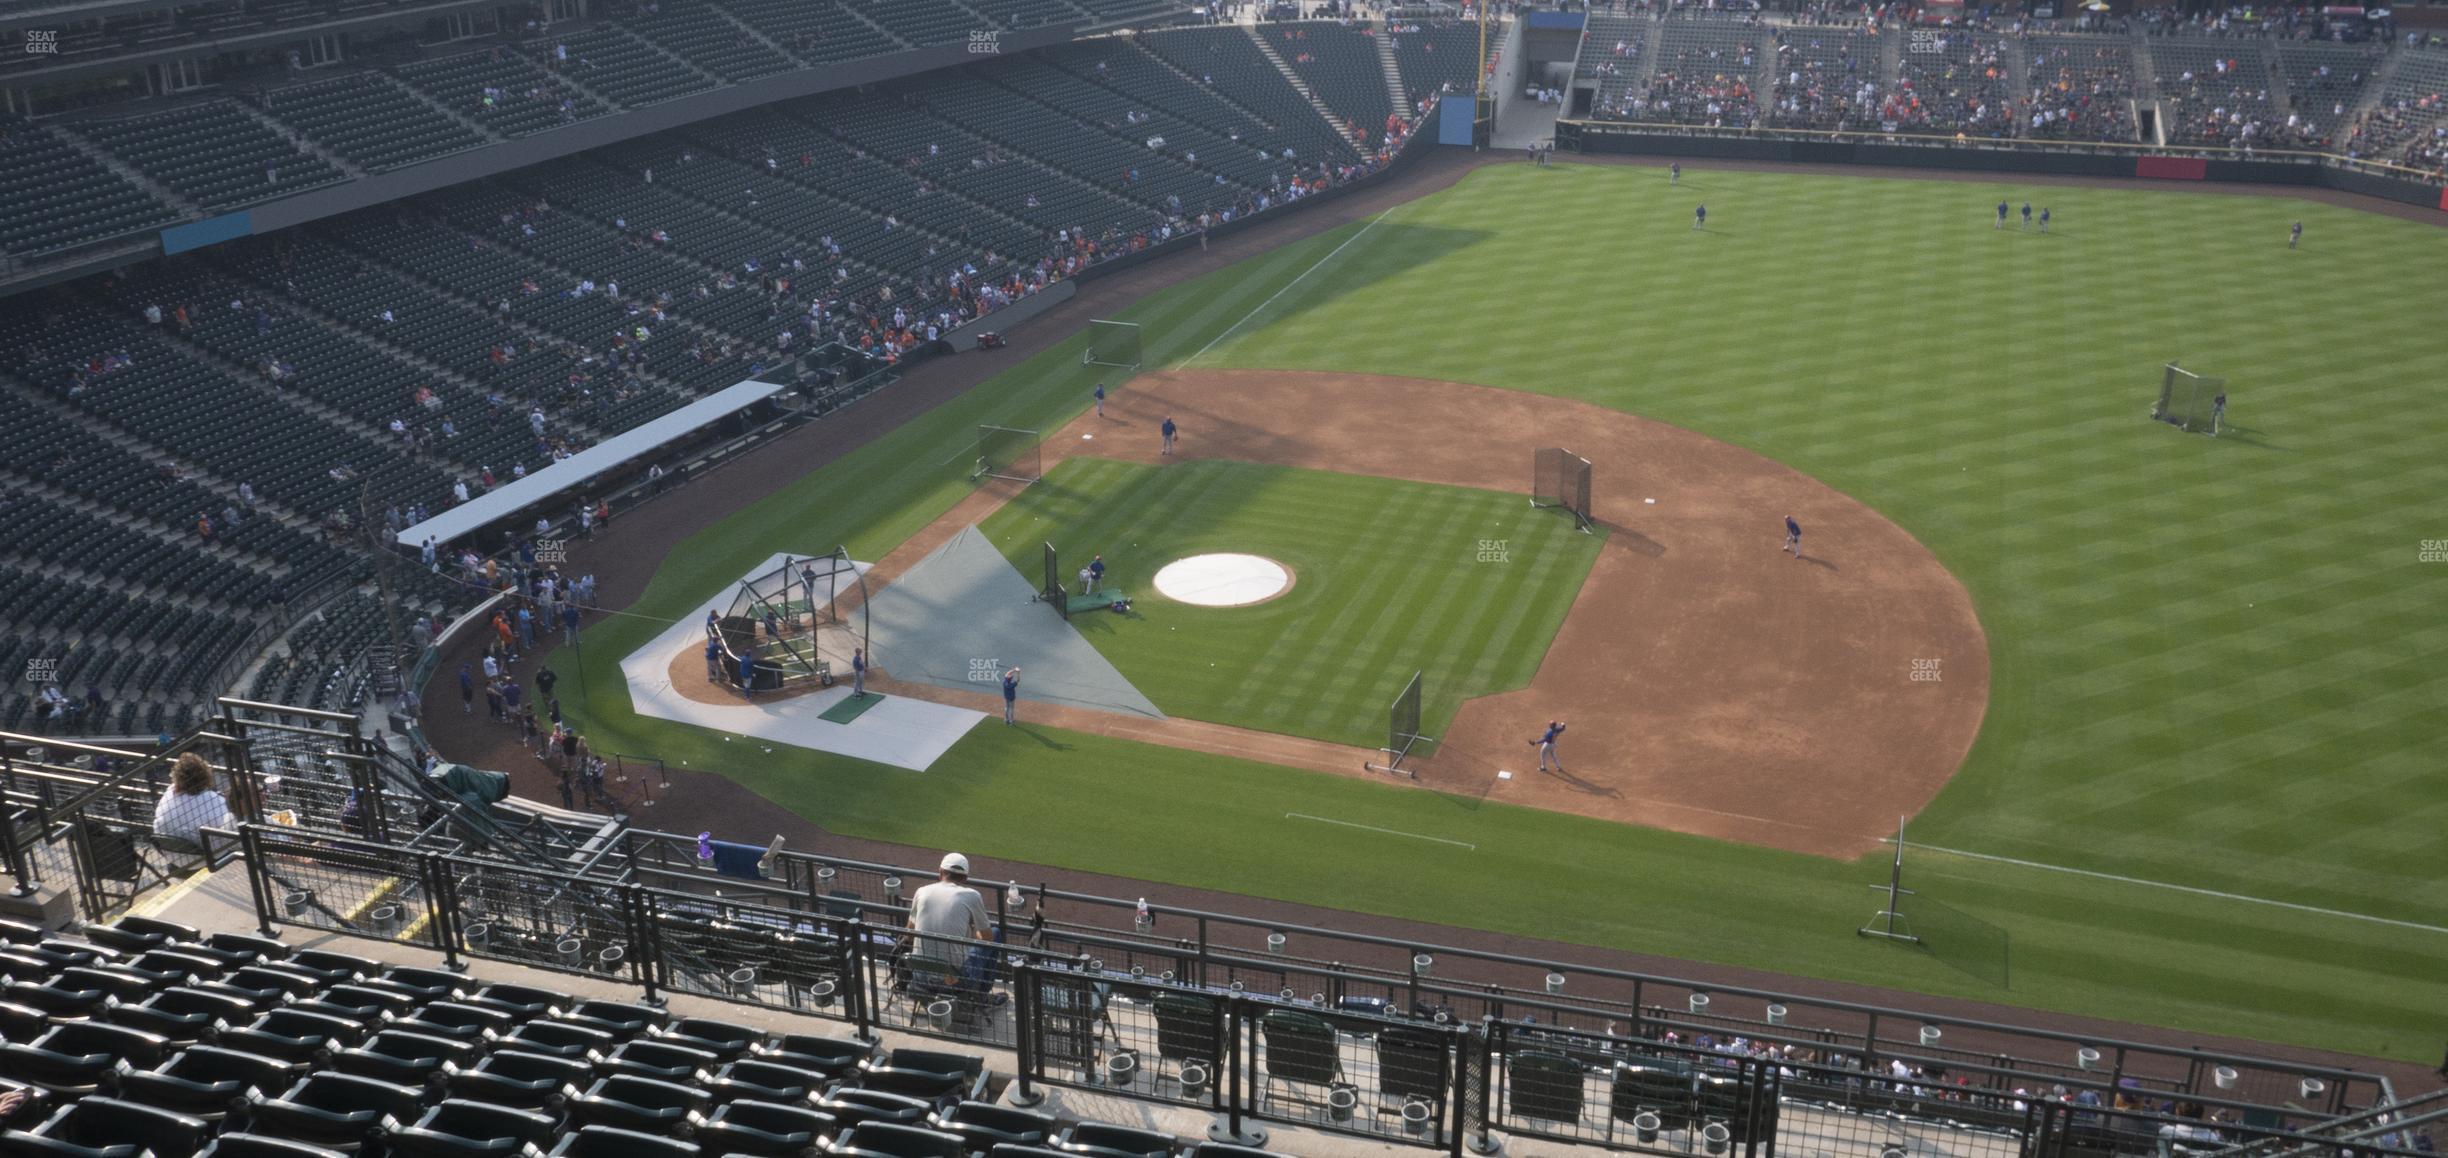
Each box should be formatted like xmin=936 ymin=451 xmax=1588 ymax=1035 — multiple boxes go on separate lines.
xmin=1151 ymin=554 xmax=1292 ymax=607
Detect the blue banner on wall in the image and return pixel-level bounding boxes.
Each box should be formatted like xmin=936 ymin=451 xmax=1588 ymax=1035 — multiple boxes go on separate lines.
xmin=161 ymin=212 xmax=253 ymax=256
xmin=1525 ymin=10 xmax=1585 ymax=29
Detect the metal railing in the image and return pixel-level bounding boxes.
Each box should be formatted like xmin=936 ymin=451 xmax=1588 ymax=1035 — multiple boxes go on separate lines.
xmin=234 ymin=829 xmax=2434 ymax=1158
xmin=560 ymin=830 xmax=2397 ymax=1114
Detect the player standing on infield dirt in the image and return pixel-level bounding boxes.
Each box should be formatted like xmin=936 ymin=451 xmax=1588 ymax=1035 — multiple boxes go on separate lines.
xmin=1784 ymin=515 xmax=1803 ymax=560
xmin=1160 ymin=416 xmax=1178 ymax=455
xmin=1530 ymin=720 xmax=1566 ymax=773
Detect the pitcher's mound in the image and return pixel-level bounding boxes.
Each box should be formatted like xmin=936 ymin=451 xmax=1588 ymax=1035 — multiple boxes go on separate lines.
xmin=1152 ymin=554 xmax=1294 ymax=607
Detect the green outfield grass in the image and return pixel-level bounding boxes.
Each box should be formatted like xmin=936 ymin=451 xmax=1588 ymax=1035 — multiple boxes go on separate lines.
xmin=564 ymin=162 xmax=2448 ymax=1061
xmin=975 ymin=457 xmax=1603 ymax=745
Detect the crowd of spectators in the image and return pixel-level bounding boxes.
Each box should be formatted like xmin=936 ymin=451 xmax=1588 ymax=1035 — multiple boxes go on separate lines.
xmin=1767 ymin=29 xmax=1877 ymax=129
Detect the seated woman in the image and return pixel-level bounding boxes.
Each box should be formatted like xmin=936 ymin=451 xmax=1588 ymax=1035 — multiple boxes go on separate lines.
xmin=152 ymin=753 xmax=234 ymax=847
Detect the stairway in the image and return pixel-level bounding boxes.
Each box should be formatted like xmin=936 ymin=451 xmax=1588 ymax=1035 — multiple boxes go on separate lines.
xmin=1376 ymin=25 xmax=1412 ymax=118
xmin=47 ymin=121 xmax=202 ymax=218
xmin=365 ymin=72 xmax=503 ymax=151
xmin=224 ymin=96 xmax=367 ymax=180
xmin=1244 ymin=24 xmax=1358 ymax=144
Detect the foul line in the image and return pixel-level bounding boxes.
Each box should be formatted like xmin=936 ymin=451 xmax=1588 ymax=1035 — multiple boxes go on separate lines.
xmin=1901 ymin=841 xmax=2448 ymax=936
xmin=1286 ymin=812 xmax=1476 ymax=850
xmin=1181 ymin=206 xmax=1399 ymax=367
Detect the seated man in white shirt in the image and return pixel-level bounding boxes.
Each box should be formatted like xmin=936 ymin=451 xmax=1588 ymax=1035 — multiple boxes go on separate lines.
xmin=908 ymin=852 xmax=1001 ymax=1008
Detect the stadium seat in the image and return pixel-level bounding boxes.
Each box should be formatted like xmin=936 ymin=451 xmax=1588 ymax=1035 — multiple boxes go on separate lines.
xmin=560 ymin=1000 xmax=666 ymax=1040
xmin=11 ymin=1096 xmax=209 ymax=1158
xmin=498 ymin=1019 xmax=616 ymax=1059
xmin=566 ymin=1074 xmax=710 ymax=1134
xmin=698 ymin=1100 xmax=840 ymax=1155
xmin=445 ymin=1050 xmax=592 ymax=1110
xmin=929 ymin=1102 xmax=1055 ymax=1151
xmin=653 ymin=1017 xmax=761 ymax=1061
xmin=197 ymin=1136 xmax=351 ymax=1158
xmin=247 ymin=1073 xmax=425 ymax=1152
xmin=220 ymin=1008 xmax=365 ymax=1062
xmin=116 ymin=1045 xmax=305 ymax=1121
xmin=828 ymin=1122 xmax=967 ymax=1158
xmin=757 ymin=1034 xmax=874 ymax=1079
xmin=380 ymin=1100 xmax=556 ymax=1158
xmin=0 ymin=1023 xmax=170 ymax=1095
xmin=814 ymin=1089 xmax=932 ymax=1132
xmin=329 ymin=1029 xmax=482 ymax=1086
xmin=704 ymin=1058 xmax=831 ymax=1105
xmin=602 ymin=1039 xmax=720 ymax=1084
xmin=550 ymin=1125 xmax=700 ymax=1157
xmin=1055 ymin=1122 xmax=1178 ymax=1158
xmin=1151 ymin=995 xmax=1218 ymax=1084
xmin=1507 ymin=1052 xmax=1586 ymax=1126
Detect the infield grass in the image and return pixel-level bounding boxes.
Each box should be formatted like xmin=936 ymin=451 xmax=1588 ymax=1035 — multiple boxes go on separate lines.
xmin=565 ymin=161 xmax=2448 ymax=1062
xmin=976 ymin=457 xmax=1603 ymax=745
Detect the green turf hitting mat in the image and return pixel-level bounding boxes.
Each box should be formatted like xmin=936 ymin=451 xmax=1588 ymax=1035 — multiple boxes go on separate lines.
xmin=819 ymin=693 xmax=885 ymax=725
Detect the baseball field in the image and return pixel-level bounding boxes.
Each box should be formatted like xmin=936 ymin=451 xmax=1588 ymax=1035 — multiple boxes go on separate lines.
xmin=561 ymin=161 xmax=2448 ymax=1063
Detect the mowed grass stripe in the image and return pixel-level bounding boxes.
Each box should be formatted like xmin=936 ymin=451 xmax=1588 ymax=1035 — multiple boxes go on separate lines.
xmin=981 ymin=459 xmax=1602 ymax=746
xmin=1204 ymin=162 xmax=2448 ymax=925
xmin=564 ymin=163 xmax=2448 ymax=1061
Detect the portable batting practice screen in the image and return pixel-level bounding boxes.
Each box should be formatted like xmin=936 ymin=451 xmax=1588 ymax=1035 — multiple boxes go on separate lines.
xmin=2152 ymin=363 xmax=2224 ymax=433
xmin=1081 ymin=319 xmax=1142 ymax=371
xmin=1040 ymin=541 xmax=1068 ymax=621
xmin=1364 ymin=671 xmax=1432 ymax=778
xmin=715 ymin=547 xmax=869 ymax=692
xmin=970 ymin=424 xmax=1042 ymax=484
xmin=1531 ymin=447 xmax=1594 ymax=532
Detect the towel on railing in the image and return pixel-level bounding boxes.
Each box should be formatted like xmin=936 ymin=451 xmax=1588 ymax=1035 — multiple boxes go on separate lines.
xmin=707 ymin=840 xmax=769 ymax=879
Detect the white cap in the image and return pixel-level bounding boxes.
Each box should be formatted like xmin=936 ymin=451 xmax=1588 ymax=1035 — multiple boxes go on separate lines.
xmin=940 ymin=853 xmax=969 ymax=875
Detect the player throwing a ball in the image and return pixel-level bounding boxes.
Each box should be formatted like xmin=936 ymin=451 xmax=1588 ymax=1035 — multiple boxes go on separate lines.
xmin=1530 ymin=720 xmax=1566 ymax=773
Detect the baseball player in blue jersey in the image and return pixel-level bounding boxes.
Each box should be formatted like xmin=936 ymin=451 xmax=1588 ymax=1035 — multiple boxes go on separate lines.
xmin=1670 ymin=162 xmax=1681 ymax=185
xmin=1001 ymin=667 xmax=1020 ymax=724
xmin=2021 ymin=202 xmax=2033 ymax=230
xmin=1160 ymin=416 xmax=1178 ymax=455
xmin=1529 ymin=720 xmax=1566 ymax=773
xmin=1996 ymin=200 xmax=2009 ymax=229
xmin=1693 ymin=204 xmax=1705 ymax=230
xmin=2039 ymin=207 xmax=2051 ymax=233
xmin=1094 ymin=382 xmax=1106 ymax=417
xmin=2290 ymin=221 xmax=2302 ymax=248
xmin=1784 ymin=515 xmax=1802 ymax=560
xmin=2210 ymin=390 xmax=2226 ymax=436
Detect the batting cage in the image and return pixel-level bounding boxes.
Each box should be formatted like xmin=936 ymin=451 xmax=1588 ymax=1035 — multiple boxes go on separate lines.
xmin=713 ymin=548 xmax=868 ymax=693
xmin=2152 ymin=363 xmax=2224 ymax=433
xmin=1364 ymin=671 xmax=1432 ymax=778
xmin=1081 ymin=319 xmax=1143 ymax=371
xmin=1040 ymin=541 xmax=1068 ymax=621
xmin=1531 ymin=447 xmax=1594 ymax=532
xmin=970 ymin=424 xmax=1042 ymax=484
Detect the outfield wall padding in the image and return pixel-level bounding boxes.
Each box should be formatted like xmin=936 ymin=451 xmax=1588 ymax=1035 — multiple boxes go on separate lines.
xmin=1566 ymin=125 xmax=2446 ymax=213
xmin=2136 ymin=156 xmax=2210 ymax=181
